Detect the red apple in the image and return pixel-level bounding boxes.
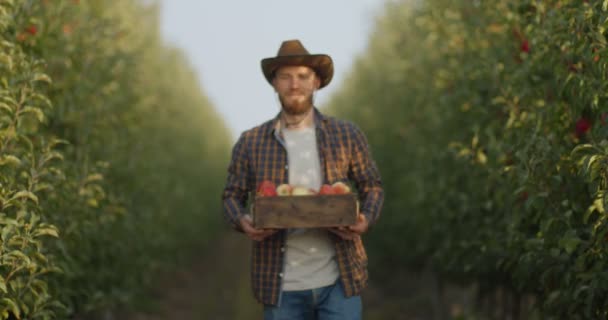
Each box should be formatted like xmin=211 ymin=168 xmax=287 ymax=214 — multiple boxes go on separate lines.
xmin=331 ymin=182 xmax=351 ymax=194
xmin=257 ymin=180 xmax=277 ymax=197
xmin=319 ymin=184 xmax=335 ymax=195
xmin=276 ymin=183 xmax=293 ymax=196
xmin=26 ymin=25 xmax=37 ymax=36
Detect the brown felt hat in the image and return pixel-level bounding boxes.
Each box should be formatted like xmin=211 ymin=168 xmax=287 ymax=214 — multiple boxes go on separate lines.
xmin=261 ymin=39 xmax=333 ymax=89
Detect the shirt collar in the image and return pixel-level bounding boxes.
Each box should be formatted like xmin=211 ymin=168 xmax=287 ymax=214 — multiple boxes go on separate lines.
xmin=268 ymin=107 xmax=327 ymax=136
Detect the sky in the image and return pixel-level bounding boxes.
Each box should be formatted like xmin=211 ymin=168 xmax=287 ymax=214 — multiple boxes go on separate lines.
xmin=159 ymin=1 xmax=385 ymax=140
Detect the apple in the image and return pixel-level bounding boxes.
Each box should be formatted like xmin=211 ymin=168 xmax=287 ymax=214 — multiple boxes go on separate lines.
xmin=276 ymin=183 xmax=293 ymax=196
xmin=331 ymin=182 xmax=351 ymax=194
xmin=292 ymin=186 xmax=315 ymax=196
xmin=257 ymin=180 xmax=277 ymax=197
xmin=318 ymin=184 xmax=335 ymax=195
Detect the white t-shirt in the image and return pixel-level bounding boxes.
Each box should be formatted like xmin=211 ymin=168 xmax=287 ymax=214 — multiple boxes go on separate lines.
xmin=281 ymin=126 xmax=339 ymax=291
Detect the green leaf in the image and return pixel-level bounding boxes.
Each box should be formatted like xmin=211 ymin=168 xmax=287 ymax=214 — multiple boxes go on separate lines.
xmin=0 ymin=215 xmax=19 ymax=226
xmin=590 ymin=196 xmax=605 ymax=214
xmin=17 ymin=135 xmax=34 ymax=152
xmin=476 ymin=149 xmax=487 ymax=164
xmin=546 ymin=290 xmax=561 ymax=305
xmin=1 ymin=298 xmax=20 ymax=319
xmin=0 ymin=95 xmax=17 ymax=107
xmin=1 ymin=226 xmax=13 ymax=242
xmin=573 ymin=285 xmax=590 ymax=300
xmin=0 ymin=155 xmax=20 ymax=167
xmin=84 ymin=173 xmax=103 ymax=183
xmin=32 ymin=225 xmax=59 ymax=238
xmin=0 ymin=53 xmax=12 ymax=71
xmin=0 ymin=275 xmax=6 ymax=293
xmin=559 ymin=233 xmax=581 ymax=254
xmin=43 ymin=151 xmax=63 ymax=163
xmin=33 ymin=183 xmax=53 ymax=192
xmin=571 ymin=144 xmax=596 ymax=159
xmin=29 ymin=93 xmax=52 ymax=109
xmin=31 ymin=73 xmax=52 ymax=84
xmin=19 ymin=106 xmax=44 ymax=122
xmin=10 ymin=190 xmax=39 ymax=205
xmin=0 ymin=41 xmax=15 ymax=48
xmin=0 ymin=102 xmax=13 ymax=115
xmin=48 ymin=138 xmax=69 ymax=149
xmin=87 ymin=198 xmax=99 ymax=208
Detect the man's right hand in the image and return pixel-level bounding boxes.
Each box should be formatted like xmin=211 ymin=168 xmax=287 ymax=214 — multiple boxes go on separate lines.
xmin=239 ymin=214 xmax=278 ymax=241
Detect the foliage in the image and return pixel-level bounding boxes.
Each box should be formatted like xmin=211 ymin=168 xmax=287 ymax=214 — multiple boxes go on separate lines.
xmin=326 ymin=0 xmax=608 ymax=317
xmin=1 ymin=0 xmax=231 ymax=318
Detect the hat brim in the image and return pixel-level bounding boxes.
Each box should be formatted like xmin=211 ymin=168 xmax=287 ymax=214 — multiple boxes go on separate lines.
xmin=261 ymin=54 xmax=333 ymax=89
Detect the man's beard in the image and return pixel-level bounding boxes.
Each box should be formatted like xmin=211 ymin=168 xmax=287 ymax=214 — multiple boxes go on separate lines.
xmin=278 ymin=92 xmax=314 ymax=116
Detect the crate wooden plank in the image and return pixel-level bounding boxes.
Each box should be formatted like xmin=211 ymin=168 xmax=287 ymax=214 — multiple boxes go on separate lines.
xmin=252 ymin=194 xmax=358 ymax=229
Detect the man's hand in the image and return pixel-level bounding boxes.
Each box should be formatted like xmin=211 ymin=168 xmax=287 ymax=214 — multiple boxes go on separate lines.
xmin=239 ymin=214 xmax=278 ymax=241
xmin=329 ymin=213 xmax=369 ymax=241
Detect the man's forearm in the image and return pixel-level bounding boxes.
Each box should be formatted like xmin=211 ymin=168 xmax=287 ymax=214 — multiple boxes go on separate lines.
xmin=222 ymin=190 xmax=249 ymax=232
xmin=360 ymin=185 xmax=383 ymax=225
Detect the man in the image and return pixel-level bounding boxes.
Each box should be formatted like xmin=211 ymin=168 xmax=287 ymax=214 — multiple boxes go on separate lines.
xmin=222 ymin=39 xmax=384 ymax=320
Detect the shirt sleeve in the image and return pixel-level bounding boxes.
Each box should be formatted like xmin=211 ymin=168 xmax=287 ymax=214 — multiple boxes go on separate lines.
xmin=348 ymin=124 xmax=384 ymax=226
xmin=222 ymin=132 xmax=252 ymax=232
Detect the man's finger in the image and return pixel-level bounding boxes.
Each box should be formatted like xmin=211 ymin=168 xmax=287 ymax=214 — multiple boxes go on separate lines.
xmin=251 ymin=229 xmax=277 ymax=241
xmin=348 ymin=224 xmax=364 ymax=234
xmin=240 ymin=215 xmax=274 ymax=236
xmin=348 ymin=214 xmax=368 ymax=234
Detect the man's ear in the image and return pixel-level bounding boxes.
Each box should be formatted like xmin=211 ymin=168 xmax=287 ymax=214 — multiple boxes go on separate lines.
xmin=314 ymin=75 xmax=321 ymax=90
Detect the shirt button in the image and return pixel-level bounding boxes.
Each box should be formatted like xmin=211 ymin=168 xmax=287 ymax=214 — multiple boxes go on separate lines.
xmin=285 ymin=165 xmax=289 ymax=170
xmin=279 ymin=273 xmax=284 ymax=278
xmin=280 ymin=247 xmax=285 ymax=252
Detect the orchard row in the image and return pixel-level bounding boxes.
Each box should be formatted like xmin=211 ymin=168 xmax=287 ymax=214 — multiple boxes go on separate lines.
xmin=326 ymin=0 xmax=608 ymax=318
xmin=0 ymin=1 xmax=230 ymax=319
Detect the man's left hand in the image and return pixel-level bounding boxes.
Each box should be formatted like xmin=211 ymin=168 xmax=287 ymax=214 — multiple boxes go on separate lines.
xmin=329 ymin=213 xmax=368 ymax=240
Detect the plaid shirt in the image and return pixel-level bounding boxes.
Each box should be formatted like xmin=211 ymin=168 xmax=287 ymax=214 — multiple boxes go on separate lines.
xmin=222 ymin=108 xmax=384 ymax=306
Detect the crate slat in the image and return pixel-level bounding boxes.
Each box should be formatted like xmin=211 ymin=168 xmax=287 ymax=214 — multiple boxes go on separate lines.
xmin=252 ymin=194 xmax=358 ymax=229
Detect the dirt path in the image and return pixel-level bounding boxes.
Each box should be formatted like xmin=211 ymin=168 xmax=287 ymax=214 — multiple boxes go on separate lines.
xmin=119 ymin=231 xmax=262 ymax=320
xmin=110 ymin=232 xmax=476 ymax=320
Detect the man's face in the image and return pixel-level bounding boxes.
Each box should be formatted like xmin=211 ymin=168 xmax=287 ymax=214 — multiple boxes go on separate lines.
xmin=272 ymin=66 xmax=320 ymax=116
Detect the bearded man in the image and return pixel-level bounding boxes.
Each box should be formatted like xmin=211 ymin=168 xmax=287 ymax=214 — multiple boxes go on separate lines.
xmin=222 ymin=39 xmax=384 ymax=320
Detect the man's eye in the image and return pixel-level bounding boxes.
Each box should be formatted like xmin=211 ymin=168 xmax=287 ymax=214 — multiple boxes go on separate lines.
xmin=301 ymin=72 xmax=316 ymax=80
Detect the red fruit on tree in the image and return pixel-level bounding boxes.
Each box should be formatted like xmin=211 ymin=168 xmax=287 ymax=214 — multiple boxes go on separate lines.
xmin=63 ymin=24 xmax=73 ymax=36
xmin=520 ymin=39 xmax=530 ymax=53
xmin=16 ymin=33 xmax=27 ymax=42
xmin=520 ymin=191 xmax=528 ymax=202
xmin=26 ymin=25 xmax=37 ymax=36
xmin=575 ymin=117 xmax=592 ymax=138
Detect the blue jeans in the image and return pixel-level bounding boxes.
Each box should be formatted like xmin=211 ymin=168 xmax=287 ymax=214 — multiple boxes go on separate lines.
xmin=263 ymin=280 xmax=362 ymax=320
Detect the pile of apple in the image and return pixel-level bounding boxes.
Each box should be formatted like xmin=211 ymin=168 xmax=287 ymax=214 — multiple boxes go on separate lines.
xmin=256 ymin=180 xmax=351 ymax=197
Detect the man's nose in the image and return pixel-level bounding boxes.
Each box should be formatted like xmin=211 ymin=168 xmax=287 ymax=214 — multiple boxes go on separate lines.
xmin=289 ymin=78 xmax=300 ymax=89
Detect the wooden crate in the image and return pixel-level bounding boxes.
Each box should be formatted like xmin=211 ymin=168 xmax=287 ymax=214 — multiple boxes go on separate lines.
xmin=252 ymin=194 xmax=358 ymax=229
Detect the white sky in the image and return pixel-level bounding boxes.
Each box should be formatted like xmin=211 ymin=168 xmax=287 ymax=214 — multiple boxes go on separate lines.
xmin=159 ymin=1 xmax=385 ymax=140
